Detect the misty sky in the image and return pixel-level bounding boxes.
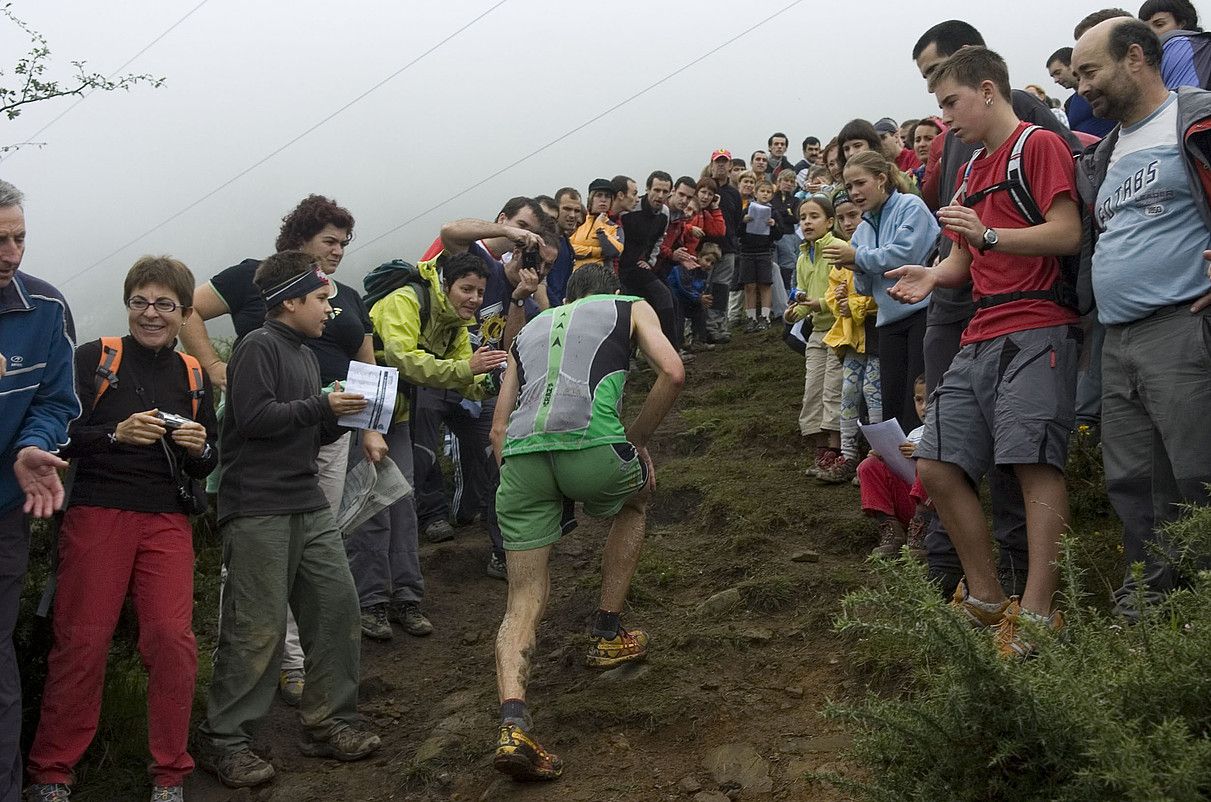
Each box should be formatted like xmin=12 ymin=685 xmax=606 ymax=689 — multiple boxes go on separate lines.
xmin=2 ymin=0 xmax=1110 ymax=340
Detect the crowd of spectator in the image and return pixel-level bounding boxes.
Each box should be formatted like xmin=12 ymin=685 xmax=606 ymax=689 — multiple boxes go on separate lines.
xmin=2 ymin=0 xmax=1211 ymax=795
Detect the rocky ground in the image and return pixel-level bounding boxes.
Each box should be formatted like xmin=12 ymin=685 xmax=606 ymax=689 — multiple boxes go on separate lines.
xmin=90 ymin=326 xmax=882 ymax=801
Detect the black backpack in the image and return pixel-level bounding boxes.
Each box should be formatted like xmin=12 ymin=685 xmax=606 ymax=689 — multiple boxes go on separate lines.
xmin=958 ymin=125 xmax=1090 ymax=314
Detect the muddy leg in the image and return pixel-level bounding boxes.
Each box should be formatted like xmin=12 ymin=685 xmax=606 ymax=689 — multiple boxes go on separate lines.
xmin=496 ymin=546 xmax=551 ymax=703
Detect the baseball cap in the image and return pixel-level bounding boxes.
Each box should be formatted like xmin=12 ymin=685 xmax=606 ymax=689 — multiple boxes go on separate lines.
xmin=587 ymin=177 xmax=613 ymax=195
xmin=710 ymin=148 xmax=732 ymax=162
xmin=874 ymin=117 xmax=899 ymax=135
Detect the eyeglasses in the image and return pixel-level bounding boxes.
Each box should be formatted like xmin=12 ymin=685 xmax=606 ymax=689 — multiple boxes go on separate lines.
xmin=126 ymin=297 xmax=187 ymax=313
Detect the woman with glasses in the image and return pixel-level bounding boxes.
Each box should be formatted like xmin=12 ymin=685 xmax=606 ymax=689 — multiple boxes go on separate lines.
xmin=176 ymin=195 xmax=386 ymax=706
xmin=26 ymin=257 xmax=218 ymax=802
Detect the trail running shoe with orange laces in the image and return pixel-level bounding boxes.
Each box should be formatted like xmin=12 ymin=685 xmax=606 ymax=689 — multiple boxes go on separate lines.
xmin=585 ymin=627 xmax=649 ymax=668
xmin=994 ymin=598 xmax=1065 ymax=660
xmin=951 ymin=579 xmax=1013 ymax=628
xmin=494 ymin=724 xmax=563 ymax=781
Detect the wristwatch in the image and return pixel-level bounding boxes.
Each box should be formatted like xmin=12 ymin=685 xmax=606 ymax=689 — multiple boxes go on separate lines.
xmin=513 ymin=297 xmax=526 ymax=308
xmin=979 ymin=227 xmax=999 ymax=254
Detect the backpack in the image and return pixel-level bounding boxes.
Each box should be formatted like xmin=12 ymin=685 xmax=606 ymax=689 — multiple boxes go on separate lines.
xmin=362 ymin=260 xmax=431 ymax=328
xmin=93 ymin=336 xmax=205 ymax=416
xmin=958 ymin=125 xmax=1088 ymax=314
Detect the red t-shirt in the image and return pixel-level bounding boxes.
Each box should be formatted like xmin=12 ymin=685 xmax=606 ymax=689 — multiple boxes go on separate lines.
xmin=946 ymin=122 xmax=1079 ymax=345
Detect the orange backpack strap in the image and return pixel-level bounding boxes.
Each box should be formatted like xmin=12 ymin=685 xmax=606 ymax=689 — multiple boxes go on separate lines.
xmin=93 ymin=337 xmax=124 ymax=408
xmin=177 ymin=352 xmax=205 ymax=419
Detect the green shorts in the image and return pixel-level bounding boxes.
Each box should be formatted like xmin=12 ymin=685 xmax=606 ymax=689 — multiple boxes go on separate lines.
xmin=496 ymin=442 xmax=648 ymax=551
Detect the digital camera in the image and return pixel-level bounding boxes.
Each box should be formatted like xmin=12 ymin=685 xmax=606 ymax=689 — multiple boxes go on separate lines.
xmin=156 ymin=411 xmax=192 ymax=430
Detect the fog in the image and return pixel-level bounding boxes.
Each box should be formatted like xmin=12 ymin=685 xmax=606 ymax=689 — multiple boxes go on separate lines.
xmin=1 ymin=0 xmax=1097 ymax=340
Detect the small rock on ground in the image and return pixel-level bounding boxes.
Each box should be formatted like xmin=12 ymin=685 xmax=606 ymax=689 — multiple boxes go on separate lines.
xmin=692 ymin=792 xmax=731 ymax=802
xmin=678 ymin=775 xmax=703 ymax=793
xmin=696 ymin=587 xmax=742 ymax=616
xmin=702 ymin=742 xmax=773 ymax=793
xmin=790 ymin=550 xmax=820 ymax=562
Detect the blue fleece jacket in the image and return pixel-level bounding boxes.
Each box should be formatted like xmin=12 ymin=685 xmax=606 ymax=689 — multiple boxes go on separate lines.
xmin=0 ymin=272 xmax=80 ymax=515
xmin=850 ymin=190 xmax=938 ymax=326
xmin=668 ymin=264 xmax=709 ymax=304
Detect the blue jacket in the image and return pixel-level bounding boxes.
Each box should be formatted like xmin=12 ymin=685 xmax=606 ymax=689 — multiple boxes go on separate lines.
xmin=668 ymin=264 xmax=709 ymax=305
xmin=546 ymin=236 xmax=574 ymax=306
xmin=0 ymin=272 xmax=80 ymax=514
xmin=851 ymin=190 xmax=937 ymax=326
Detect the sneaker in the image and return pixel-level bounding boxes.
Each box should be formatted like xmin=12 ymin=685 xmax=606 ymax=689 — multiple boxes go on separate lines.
xmin=388 ymin=600 xmax=434 ymax=636
xmin=742 ymin=318 xmax=760 ymax=333
xmin=585 ymin=627 xmax=649 ymax=668
xmin=299 ymin=723 xmax=381 ymax=761
xmin=756 ymin=316 xmax=771 ymax=330
xmin=278 ymin=668 xmax=305 ymax=706
xmin=360 ymin=603 xmax=393 ymax=641
xmin=196 ymin=746 xmax=275 ymax=788
xmin=688 ymin=340 xmax=715 ymax=352
xmin=486 ymin=552 xmax=508 ymax=580
xmin=150 ymin=787 xmax=183 ymax=802
xmin=994 ymin=598 xmax=1065 ymax=660
xmin=423 ymin=518 xmax=455 ymax=543
xmin=950 ymin=579 xmax=1012 ymax=628
xmin=26 ymin=785 xmax=70 ymax=802
xmin=905 ymin=513 xmax=928 ymax=561
xmin=707 ymin=332 xmax=731 ymax=345
xmin=817 ymin=457 xmax=857 ymax=484
xmin=494 ymin=723 xmax=562 ymax=781
xmin=871 ymin=518 xmax=906 ymax=558
xmin=679 ymin=350 xmax=696 ymax=364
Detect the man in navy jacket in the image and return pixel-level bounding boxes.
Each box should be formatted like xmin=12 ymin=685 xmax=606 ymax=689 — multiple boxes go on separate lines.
xmin=0 ymin=179 xmax=80 ymax=802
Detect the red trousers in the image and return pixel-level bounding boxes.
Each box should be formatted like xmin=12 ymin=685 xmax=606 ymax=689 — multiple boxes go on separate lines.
xmin=28 ymin=506 xmax=197 ymax=787
xmin=858 ymin=456 xmax=928 ymax=526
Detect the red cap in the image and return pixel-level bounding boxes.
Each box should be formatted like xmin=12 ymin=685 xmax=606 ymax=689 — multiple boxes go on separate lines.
xmin=710 ymin=148 xmax=732 ymax=162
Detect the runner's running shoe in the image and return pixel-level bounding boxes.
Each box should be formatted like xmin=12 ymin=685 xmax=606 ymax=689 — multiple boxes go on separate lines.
xmin=585 ymin=627 xmax=649 ymax=668
xmin=494 ymin=724 xmax=562 ymax=781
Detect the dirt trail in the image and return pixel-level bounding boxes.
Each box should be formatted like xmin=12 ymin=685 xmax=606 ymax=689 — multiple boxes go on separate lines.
xmin=182 ymin=329 xmax=873 ymax=802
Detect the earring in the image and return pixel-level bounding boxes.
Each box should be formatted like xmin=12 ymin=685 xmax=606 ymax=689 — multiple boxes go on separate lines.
xmin=985 ymin=96 xmax=993 ymax=107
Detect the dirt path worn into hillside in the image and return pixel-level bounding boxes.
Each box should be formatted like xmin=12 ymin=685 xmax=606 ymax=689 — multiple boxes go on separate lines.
xmin=181 ymin=330 xmax=874 ymax=802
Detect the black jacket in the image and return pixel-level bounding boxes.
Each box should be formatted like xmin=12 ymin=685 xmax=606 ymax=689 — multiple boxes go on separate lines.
xmin=619 ymin=196 xmax=669 ymax=274
xmin=218 ymin=319 xmax=343 ymax=525
xmin=64 ymin=336 xmax=218 ymax=514
xmin=707 ymin=183 xmax=744 ymax=255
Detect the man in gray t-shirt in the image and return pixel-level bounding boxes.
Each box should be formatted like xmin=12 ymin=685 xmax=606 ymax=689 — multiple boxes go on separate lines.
xmin=1074 ymin=18 xmax=1211 ymax=618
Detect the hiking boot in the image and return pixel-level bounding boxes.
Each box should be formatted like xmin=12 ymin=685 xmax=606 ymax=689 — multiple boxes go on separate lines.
xmin=586 ymin=627 xmax=649 ymax=668
xmin=388 ymin=600 xmax=434 ymax=636
xmin=707 ymin=332 xmax=731 ymax=345
xmin=150 ymin=787 xmax=183 ymax=802
xmin=679 ymin=350 xmax=696 ymax=364
xmin=494 ymin=723 xmax=562 ymax=781
xmin=486 ymin=552 xmax=508 ymax=580
xmin=817 ymin=457 xmax=857 ymax=484
xmin=994 ymin=598 xmax=1065 ymax=660
xmin=196 ymin=746 xmax=275 ymax=788
xmin=360 ymin=603 xmax=393 ymax=641
xmin=905 ymin=512 xmax=928 ymax=561
xmin=950 ymin=579 xmax=1013 ymax=628
xmin=278 ymin=668 xmax=304 ymax=706
xmin=688 ymin=340 xmax=715 ymax=352
xmin=871 ymin=518 xmax=906 ymax=557
xmin=26 ymin=784 xmax=70 ymax=802
xmin=423 ymin=518 xmax=455 ymax=543
xmin=299 ymin=722 xmax=381 ymax=761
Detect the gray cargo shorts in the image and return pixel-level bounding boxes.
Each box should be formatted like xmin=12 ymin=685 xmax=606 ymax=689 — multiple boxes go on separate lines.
xmin=918 ymin=324 xmax=1080 ymax=483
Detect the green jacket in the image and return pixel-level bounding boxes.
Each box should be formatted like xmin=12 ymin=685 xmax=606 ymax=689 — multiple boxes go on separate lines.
xmin=369 ymin=256 xmax=486 ymax=422
xmin=786 ymin=231 xmax=839 ymax=333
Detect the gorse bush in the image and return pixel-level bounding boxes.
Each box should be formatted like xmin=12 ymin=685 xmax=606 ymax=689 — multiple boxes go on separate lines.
xmin=821 ymin=506 xmax=1211 ymax=802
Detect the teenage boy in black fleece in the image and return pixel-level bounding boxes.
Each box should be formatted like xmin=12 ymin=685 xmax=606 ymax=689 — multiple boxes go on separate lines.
xmin=196 ymin=251 xmax=380 ymax=789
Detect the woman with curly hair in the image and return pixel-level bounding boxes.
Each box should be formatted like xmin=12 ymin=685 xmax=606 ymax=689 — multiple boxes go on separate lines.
xmin=178 ymin=195 xmax=388 ymax=707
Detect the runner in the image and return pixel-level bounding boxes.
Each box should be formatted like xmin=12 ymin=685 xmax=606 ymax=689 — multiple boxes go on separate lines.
xmin=489 ymin=264 xmax=684 ymax=781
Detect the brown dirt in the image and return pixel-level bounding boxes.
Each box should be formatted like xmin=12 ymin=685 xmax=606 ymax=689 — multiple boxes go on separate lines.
xmin=174 ymin=327 xmax=877 ymax=802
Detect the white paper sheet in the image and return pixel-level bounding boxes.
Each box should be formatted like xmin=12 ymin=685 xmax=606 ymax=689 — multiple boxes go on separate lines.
xmin=858 ymin=419 xmax=917 ymax=486
xmin=338 ymin=361 xmax=399 ymax=434
xmin=745 ymin=202 xmax=772 ymax=235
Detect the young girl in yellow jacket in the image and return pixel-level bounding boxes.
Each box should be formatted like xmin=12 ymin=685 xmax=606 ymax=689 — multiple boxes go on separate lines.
xmin=817 ymin=189 xmax=881 ymax=484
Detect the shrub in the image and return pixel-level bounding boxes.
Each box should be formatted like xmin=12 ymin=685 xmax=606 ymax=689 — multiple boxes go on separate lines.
xmin=820 ymin=506 xmax=1211 ymax=802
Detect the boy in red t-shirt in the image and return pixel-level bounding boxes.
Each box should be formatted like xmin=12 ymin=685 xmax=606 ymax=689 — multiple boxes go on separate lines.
xmin=886 ymin=47 xmax=1082 ymax=659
